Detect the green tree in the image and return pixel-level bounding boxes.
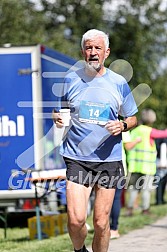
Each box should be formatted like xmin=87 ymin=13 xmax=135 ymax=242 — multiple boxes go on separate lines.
xmin=0 ymin=0 xmax=105 ymax=59
xmin=141 ymin=71 xmax=167 ymax=128
xmin=0 ymin=0 xmax=47 ymax=45
xmin=105 ymin=0 xmax=167 ymax=86
xmin=39 ymin=0 xmax=105 ymax=58
xmin=104 ymin=0 xmax=167 ymax=127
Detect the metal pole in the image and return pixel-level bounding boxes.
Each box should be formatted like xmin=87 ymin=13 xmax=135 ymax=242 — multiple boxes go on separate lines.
xmin=35 ymin=182 xmax=42 ymax=240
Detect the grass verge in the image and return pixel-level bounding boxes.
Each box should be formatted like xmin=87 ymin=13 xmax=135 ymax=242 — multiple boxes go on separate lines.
xmin=0 ymin=192 xmax=167 ymax=252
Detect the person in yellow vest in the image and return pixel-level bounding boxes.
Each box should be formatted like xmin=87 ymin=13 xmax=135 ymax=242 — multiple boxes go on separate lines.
xmin=126 ymin=109 xmax=167 ymax=215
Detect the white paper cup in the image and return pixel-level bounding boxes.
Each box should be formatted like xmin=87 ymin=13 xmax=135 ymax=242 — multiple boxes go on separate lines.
xmin=59 ymin=109 xmax=71 ymax=126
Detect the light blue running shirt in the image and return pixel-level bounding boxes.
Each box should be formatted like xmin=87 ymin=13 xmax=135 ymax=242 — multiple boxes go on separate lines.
xmin=55 ymin=67 xmax=138 ymax=162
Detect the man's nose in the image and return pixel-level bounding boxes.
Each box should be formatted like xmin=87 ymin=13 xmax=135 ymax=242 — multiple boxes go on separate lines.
xmin=90 ymin=47 xmax=97 ymax=55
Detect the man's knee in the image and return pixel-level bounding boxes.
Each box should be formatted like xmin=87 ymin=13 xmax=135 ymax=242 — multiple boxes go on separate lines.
xmin=93 ymin=218 xmax=109 ymax=233
xmin=68 ymin=217 xmax=86 ymax=232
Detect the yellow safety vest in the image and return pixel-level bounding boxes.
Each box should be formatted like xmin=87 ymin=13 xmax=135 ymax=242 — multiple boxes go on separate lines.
xmin=127 ymin=125 xmax=157 ymax=175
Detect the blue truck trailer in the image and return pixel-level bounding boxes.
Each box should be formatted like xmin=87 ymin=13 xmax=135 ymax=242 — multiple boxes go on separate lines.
xmin=0 ymin=45 xmax=76 ymax=208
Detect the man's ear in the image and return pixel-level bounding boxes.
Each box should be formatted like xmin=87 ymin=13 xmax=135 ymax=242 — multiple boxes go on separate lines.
xmin=105 ymin=48 xmax=110 ymax=59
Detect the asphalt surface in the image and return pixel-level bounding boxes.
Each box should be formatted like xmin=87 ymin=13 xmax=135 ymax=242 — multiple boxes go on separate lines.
xmin=88 ymin=215 xmax=167 ymax=252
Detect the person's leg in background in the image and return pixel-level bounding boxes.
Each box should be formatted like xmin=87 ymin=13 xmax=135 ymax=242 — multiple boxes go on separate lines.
xmin=141 ymin=175 xmax=154 ymax=214
xmin=161 ymin=174 xmax=167 ymax=204
xmin=126 ymin=173 xmax=140 ymax=216
xmin=109 ymin=187 xmax=122 ymax=239
xmin=155 ymin=173 xmax=167 ymax=205
xmin=155 ymin=175 xmax=163 ymax=205
xmin=127 ymin=188 xmax=139 ymax=216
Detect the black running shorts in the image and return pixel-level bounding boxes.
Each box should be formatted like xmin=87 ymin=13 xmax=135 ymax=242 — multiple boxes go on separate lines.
xmin=64 ymin=157 xmax=125 ymax=189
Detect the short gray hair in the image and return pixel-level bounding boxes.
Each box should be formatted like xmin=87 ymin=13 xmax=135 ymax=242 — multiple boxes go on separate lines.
xmin=81 ymin=29 xmax=109 ymax=50
xmin=141 ymin=109 xmax=156 ymax=124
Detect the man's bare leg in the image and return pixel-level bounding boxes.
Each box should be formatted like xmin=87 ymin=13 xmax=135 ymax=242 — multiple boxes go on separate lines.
xmin=92 ymin=186 xmax=115 ymax=252
xmin=66 ymin=180 xmax=92 ymax=250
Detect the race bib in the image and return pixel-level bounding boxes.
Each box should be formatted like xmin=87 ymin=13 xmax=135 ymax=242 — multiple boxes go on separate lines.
xmin=79 ymin=100 xmax=110 ymax=125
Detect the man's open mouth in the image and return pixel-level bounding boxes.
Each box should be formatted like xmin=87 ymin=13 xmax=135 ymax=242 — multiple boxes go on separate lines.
xmin=89 ymin=58 xmax=99 ymax=62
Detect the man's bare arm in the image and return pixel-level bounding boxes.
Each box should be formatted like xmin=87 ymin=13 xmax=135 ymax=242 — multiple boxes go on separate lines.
xmin=105 ymin=116 xmax=137 ymax=136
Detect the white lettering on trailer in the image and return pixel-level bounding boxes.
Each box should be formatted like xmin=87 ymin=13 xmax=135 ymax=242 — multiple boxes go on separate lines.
xmin=0 ymin=115 xmax=25 ymax=136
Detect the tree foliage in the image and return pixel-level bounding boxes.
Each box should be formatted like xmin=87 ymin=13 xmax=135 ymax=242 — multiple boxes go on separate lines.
xmin=0 ymin=0 xmax=47 ymax=45
xmin=39 ymin=0 xmax=105 ymax=58
xmin=104 ymin=0 xmax=167 ymax=126
xmin=105 ymin=0 xmax=167 ymax=83
xmin=0 ymin=0 xmax=167 ymax=127
xmin=141 ymin=70 xmax=167 ymax=128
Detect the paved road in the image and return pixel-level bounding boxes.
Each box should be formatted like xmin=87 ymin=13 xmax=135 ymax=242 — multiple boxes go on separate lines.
xmin=88 ymin=215 xmax=167 ymax=252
